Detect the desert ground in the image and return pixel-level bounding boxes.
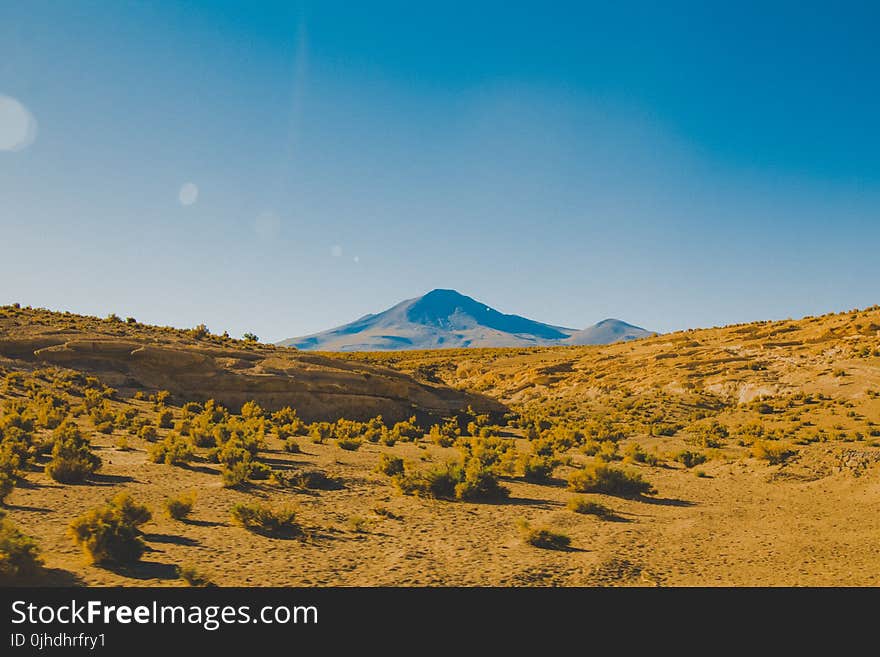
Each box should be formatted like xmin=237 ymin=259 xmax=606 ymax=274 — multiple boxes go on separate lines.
xmin=2 ymin=303 xmax=880 ymax=586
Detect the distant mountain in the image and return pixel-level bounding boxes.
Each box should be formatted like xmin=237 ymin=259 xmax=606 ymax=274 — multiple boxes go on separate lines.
xmin=563 ymin=319 xmax=653 ymax=345
xmin=278 ymin=289 xmax=654 ymax=352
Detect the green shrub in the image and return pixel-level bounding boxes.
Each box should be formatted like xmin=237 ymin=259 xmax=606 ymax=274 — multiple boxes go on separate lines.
xmin=335 ymin=437 xmax=362 ymax=451
xmin=249 ymin=461 xmax=273 ymax=480
xmin=221 ymin=461 xmax=252 ymax=488
xmin=394 ymin=458 xmax=508 ymax=501
xmin=137 ymin=424 xmax=158 ymax=441
xmin=308 ymin=422 xmax=333 ymax=444
xmin=0 ymin=514 xmax=43 ymax=583
xmin=230 ymin=503 xmax=301 ymax=537
xmin=522 ymin=455 xmax=554 ymax=483
xmin=518 ymin=520 xmax=571 ymax=550
xmin=391 ymin=416 xmax=421 ymax=441
xmin=44 ymin=421 xmax=102 ymax=483
xmin=148 ymin=432 xmax=194 ymax=466
xmin=177 ymin=564 xmax=214 ymax=586
xmin=751 ymin=441 xmax=796 ymax=464
xmin=567 ymin=496 xmax=614 ymax=518
xmin=393 ymin=462 xmax=459 ymax=499
xmin=109 ymin=492 xmax=151 ymax=529
xmin=0 ymin=472 xmax=14 ymax=505
xmin=567 ymin=462 xmax=655 ymax=497
xmin=69 ymin=500 xmax=147 ymax=564
xmin=189 ymin=427 xmax=215 ymax=448
xmin=623 ymin=443 xmax=660 ymax=466
xmin=688 ymin=420 xmax=728 ymax=448
xmin=283 ymin=438 xmax=301 ymax=453
xmin=164 ymin=492 xmax=196 ymax=520
xmin=157 ymin=409 xmax=174 ymax=429
xmin=674 ymin=450 xmax=707 ymax=469
xmin=428 ymin=419 xmax=460 ymax=447
xmin=290 ymin=469 xmax=337 ymax=490
xmin=454 ymin=458 xmax=509 ymax=501
xmin=376 ymin=454 xmax=405 ymax=477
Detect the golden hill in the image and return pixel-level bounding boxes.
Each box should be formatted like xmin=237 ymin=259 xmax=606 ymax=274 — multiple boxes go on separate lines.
xmin=341 ymin=305 xmax=880 ymax=445
xmin=1 ymin=303 xmax=880 ymax=587
xmin=0 ymin=305 xmax=504 ymax=423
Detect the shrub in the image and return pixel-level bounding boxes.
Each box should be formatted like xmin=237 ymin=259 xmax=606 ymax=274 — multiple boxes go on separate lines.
xmin=517 ymin=520 xmax=571 ymax=550
xmin=376 ymin=454 xmax=405 ymax=477
xmin=394 ymin=459 xmax=508 ymax=501
xmin=137 ymin=424 xmax=158 ymax=441
xmin=428 ymin=419 xmax=460 ymax=447
xmin=190 ymin=324 xmax=210 ymax=339
xmin=69 ymin=502 xmax=147 ymax=564
xmin=221 ymin=461 xmax=252 ymax=488
xmin=674 ymin=450 xmax=707 ymax=469
xmin=624 ymin=443 xmax=660 ymax=466
xmin=336 ymin=437 xmax=362 ymax=451
xmin=308 ymin=422 xmax=333 ymax=444
xmin=242 ymin=333 xmax=259 ymax=342
xmin=391 ymin=416 xmax=421 ymax=441
xmin=230 ymin=503 xmax=301 ymax=537
xmin=45 ymin=422 xmax=102 ymax=483
xmin=290 ymin=469 xmax=337 ymax=490
xmin=283 ymin=438 xmax=301 ymax=453
xmin=164 ymin=492 xmax=196 ymax=520
xmin=522 ymin=455 xmax=554 ymax=483
xmin=249 ymin=461 xmax=273 ymax=480
xmin=240 ymin=401 xmax=265 ymax=420
xmin=688 ymin=420 xmax=729 ymax=448
xmin=189 ymin=426 xmax=215 ymax=448
xmin=393 ymin=462 xmax=459 ymax=499
xmin=109 ymin=492 xmax=151 ymax=529
xmin=0 ymin=514 xmax=43 ymax=583
xmin=751 ymin=441 xmax=796 ymax=464
xmin=177 ymin=564 xmax=214 ymax=587
xmin=567 ymin=496 xmax=614 ymax=518
xmin=0 ymin=471 xmax=14 ymax=504
xmin=454 ymin=459 xmax=509 ymax=501
xmin=567 ymin=463 xmax=655 ymax=497
xmin=157 ymin=409 xmax=174 ymax=429
xmin=148 ymin=432 xmax=194 ymax=466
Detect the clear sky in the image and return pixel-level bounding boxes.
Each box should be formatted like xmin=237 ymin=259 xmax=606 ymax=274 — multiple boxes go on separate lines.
xmin=2 ymin=1 xmax=879 ymax=341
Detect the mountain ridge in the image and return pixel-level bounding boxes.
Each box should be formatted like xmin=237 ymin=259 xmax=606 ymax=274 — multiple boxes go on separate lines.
xmin=278 ymin=289 xmax=653 ymax=351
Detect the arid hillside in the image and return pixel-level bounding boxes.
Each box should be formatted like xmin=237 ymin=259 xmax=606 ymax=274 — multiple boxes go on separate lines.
xmin=343 ymin=306 xmax=880 ymax=445
xmin=0 ymin=306 xmax=504 ymax=423
xmin=2 ymin=303 xmax=879 ymax=587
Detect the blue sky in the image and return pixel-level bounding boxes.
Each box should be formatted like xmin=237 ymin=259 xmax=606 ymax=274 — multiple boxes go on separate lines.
xmin=2 ymin=1 xmax=879 ymax=341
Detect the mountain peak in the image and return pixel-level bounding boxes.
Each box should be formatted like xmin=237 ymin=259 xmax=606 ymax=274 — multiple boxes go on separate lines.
xmin=277 ymin=291 xmax=653 ymax=351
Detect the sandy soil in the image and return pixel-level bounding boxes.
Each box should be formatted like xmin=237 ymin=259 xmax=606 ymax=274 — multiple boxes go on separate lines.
xmin=7 ymin=428 xmax=880 ymax=587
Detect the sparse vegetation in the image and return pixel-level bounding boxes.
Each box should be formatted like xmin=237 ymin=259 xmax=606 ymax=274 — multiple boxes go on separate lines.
xmin=164 ymin=491 xmax=196 ymax=520
xmin=751 ymin=441 xmax=796 ymax=464
xmin=393 ymin=458 xmax=509 ymax=501
xmin=177 ymin=564 xmax=214 ymax=586
xmin=674 ymin=450 xmax=708 ymax=469
xmin=1 ymin=301 xmax=880 ymax=586
xmin=69 ymin=495 xmax=150 ymax=565
xmin=376 ymin=454 xmax=405 ymax=477
xmin=148 ymin=432 xmax=194 ymax=466
xmin=230 ymin=503 xmax=301 ymax=537
xmin=567 ymin=462 xmax=655 ymax=497
xmin=517 ymin=519 xmax=571 ymax=550
xmin=45 ymin=421 xmax=102 ymax=483
xmin=0 ymin=513 xmax=43 ymax=583
xmin=567 ymin=496 xmax=614 ymax=518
